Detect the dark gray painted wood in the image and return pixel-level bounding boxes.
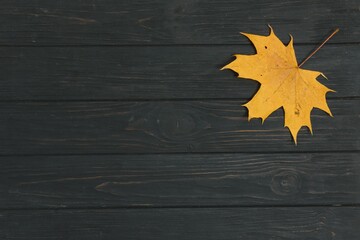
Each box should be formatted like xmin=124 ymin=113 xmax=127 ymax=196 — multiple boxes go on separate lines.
xmin=0 ymin=0 xmax=358 ymax=239
xmin=1 ymin=207 xmax=359 ymax=239
xmin=0 ymin=45 xmax=357 ymax=100
xmin=0 ymin=153 xmax=359 ymax=209
xmin=0 ymin=99 xmax=358 ymax=155
xmin=0 ymin=0 xmax=357 ymax=45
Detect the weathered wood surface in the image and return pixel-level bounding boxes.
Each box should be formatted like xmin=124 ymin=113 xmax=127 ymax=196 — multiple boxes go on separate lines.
xmin=0 ymin=0 xmax=357 ymax=45
xmin=0 ymin=45 xmax=357 ymax=100
xmin=1 ymin=207 xmax=359 ymax=240
xmin=1 ymin=99 xmax=358 ymax=155
xmin=0 ymin=153 xmax=359 ymax=209
xmin=1 ymin=0 xmax=359 ymax=238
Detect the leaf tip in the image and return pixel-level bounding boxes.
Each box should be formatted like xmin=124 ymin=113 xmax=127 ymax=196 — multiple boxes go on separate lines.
xmin=286 ymin=126 xmax=299 ymax=145
xmin=287 ymin=34 xmax=294 ymax=46
xmin=320 ymin=73 xmax=328 ymax=80
xmin=261 ymin=117 xmax=265 ymax=125
xmin=292 ymin=132 xmax=298 ymax=145
xmin=308 ymin=125 xmax=313 ymax=135
xmin=267 ymin=24 xmax=274 ymax=35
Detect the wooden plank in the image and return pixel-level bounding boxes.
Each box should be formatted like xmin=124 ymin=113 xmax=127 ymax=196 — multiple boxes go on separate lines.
xmin=0 ymin=153 xmax=359 ymax=209
xmin=1 ymin=207 xmax=359 ymax=239
xmin=0 ymin=0 xmax=357 ymax=45
xmin=0 ymin=99 xmax=358 ymax=155
xmin=0 ymin=44 xmax=357 ymax=100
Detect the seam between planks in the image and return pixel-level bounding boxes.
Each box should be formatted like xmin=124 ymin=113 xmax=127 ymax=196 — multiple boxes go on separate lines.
xmin=0 ymin=42 xmax=358 ymax=48
xmin=0 ymin=150 xmax=358 ymax=158
xmin=1 ymin=204 xmax=360 ymax=212
xmin=0 ymin=97 xmax=359 ymax=103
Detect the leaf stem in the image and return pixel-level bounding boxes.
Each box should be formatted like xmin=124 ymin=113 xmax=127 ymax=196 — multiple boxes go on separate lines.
xmin=298 ymin=28 xmax=339 ymax=67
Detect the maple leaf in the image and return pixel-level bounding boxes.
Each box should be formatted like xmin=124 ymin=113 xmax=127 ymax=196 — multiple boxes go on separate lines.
xmin=221 ymin=26 xmax=335 ymax=144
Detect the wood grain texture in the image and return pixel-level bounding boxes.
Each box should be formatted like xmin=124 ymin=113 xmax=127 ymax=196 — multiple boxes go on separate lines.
xmin=0 ymin=45 xmax=358 ymax=100
xmin=1 ymin=207 xmax=359 ymax=239
xmin=0 ymin=0 xmax=357 ymax=45
xmin=0 ymin=0 xmax=358 ymax=238
xmin=0 ymin=99 xmax=358 ymax=155
xmin=0 ymin=153 xmax=359 ymax=209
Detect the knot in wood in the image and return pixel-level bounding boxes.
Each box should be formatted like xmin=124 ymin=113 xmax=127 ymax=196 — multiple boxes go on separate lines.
xmin=270 ymin=169 xmax=302 ymax=196
xmin=157 ymin=106 xmax=197 ymax=141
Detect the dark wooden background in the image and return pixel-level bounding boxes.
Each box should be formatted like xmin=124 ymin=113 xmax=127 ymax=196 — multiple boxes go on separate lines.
xmin=0 ymin=0 xmax=359 ymax=239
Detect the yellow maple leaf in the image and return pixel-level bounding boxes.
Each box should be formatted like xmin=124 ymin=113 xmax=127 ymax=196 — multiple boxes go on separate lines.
xmin=222 ymin=26 xmax=335 ymax=144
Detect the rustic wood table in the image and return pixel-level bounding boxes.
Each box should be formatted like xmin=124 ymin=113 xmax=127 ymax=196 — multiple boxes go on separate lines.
xmin=0 ymin=0 xmax=359 ymax=239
